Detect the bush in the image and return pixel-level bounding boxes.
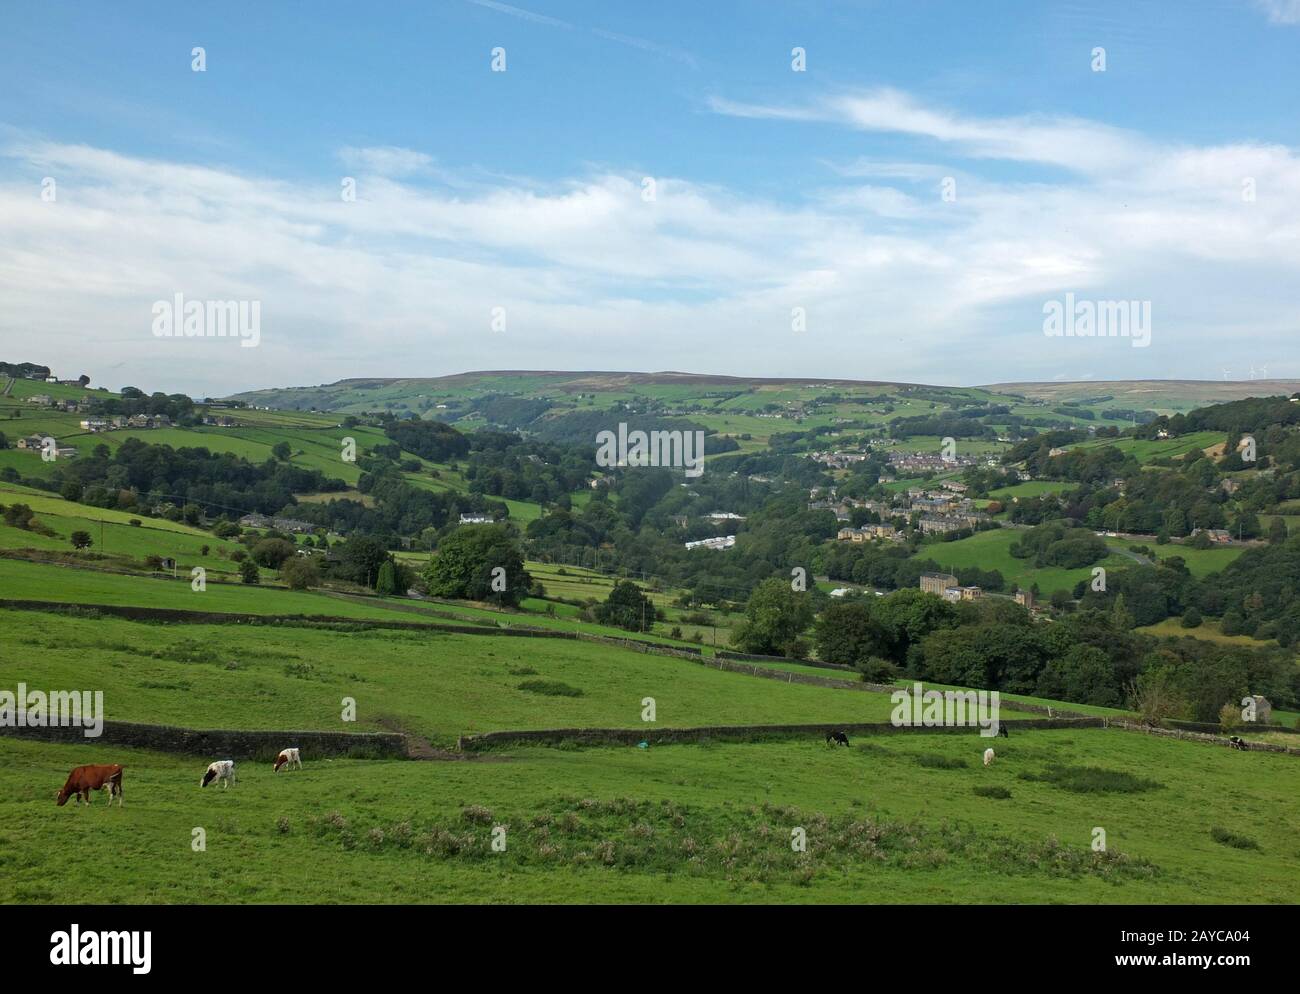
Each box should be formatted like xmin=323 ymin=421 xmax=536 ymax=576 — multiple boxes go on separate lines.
xmin=517 ymin=680 xmax=583 ymax=697
xmin=916 ymin=754 xmax=968 ymax=769
xmin=239 ymin=560 xmax=260 ymax=584
xmin=252 ymin=537 xmax=296 ymax=570
xmin=1210 ymin=826 xmax=1259 ymax=850
xmin=280 ymin=557 xmax=321 ymax=591
xmin=1181 ymin=607 xmax=1202 ymax=628
xmin=594 ymin=580 xmax=654 ymax=632
xmin=973 ymin=785 xmax=1011 ymax=799
xmin=69 ymin=530 xmax=93 ymax=550
xmin=1018 ymin=765 xmax=1162 ymax=794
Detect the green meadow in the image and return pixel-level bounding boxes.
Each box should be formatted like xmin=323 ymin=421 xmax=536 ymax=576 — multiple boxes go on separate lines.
xmin=4 ymin=727 xmax=1297 ymax=904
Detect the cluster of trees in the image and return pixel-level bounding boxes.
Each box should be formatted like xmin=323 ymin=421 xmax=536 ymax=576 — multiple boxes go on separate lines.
xmin=32 ymin=438 xmax=345 ymax=519
xmin=88 ymin=387 xmax=199 ymax=425
xmin=421 ymin=524 xmax=530 ymax=606
xmin=1078 ymin=537 xmax=1300 ymax=646
xmin=1010 ymin=522 xmax=1109 ymax=569
xmin=810 ymin=589 xmax=1298 ymax=716
xmin=383 ymin=418 xmax=470 ymax=463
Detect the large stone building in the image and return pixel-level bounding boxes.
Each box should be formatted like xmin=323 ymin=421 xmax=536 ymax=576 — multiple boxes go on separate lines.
xmin=919 ymin=572 xmax=959 ymax=596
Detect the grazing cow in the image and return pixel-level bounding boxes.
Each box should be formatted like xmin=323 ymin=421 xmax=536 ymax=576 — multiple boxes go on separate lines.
xmin=55 ymin=764 xmax=124 ymax=807
xmin=825 ymin=731 xmax=850 ymax=747
xmin=201 ymin=760 xmax=236 ymax=789
xmin=273 ymin=747 xmax=302 ymax=772
xmin=983 ymin=748 xmax=995 ymax=767
xmin=1229 ymin=736 xmax=1250 ymax=752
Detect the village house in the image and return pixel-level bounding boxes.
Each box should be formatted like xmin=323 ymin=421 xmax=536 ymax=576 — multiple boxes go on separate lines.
xmin=837 ymin=523 xmax=898 ymax=543
xmin=918 ymin=516 xmax=980 ymax=535
xmin=1248 ymin=695 xmax=1273 ymax=723
xmin=1015 ymin=589 xmax=1036 ymax=610
xmin=919 ymin=572 xmax=959 ymax=596
xmin=458 ymin=513 xmax=494 ymax=525
xmin=238 ymin=513 xmax=316 ymax=533
xmin=27 ymin=394 xmax=52 ymax=406
xmin=684 ymin=535 xmax=735 ymax=551
xmin=1191 ymin=527 xmax=1233 ymax=544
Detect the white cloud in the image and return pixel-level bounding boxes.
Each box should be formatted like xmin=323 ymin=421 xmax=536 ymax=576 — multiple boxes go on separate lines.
xmin=2 ymin=89 xmax=1300 ymax=396
xmin=1257 ymin=0 xmax=1300 ymax=25
xmin=338 ymin=146 xmax=434 ymax=177
xmin=712 ymin=88 xmax=1152 ymax=173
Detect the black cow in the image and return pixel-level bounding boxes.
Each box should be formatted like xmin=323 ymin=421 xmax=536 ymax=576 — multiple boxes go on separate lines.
xmin=997 ymin=724 xmax=1010 ymax=738
xmin=825 ymin=731 xmax=850 ymax=747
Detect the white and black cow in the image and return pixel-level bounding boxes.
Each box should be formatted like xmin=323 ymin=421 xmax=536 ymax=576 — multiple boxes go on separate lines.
xmin=201 ymin=760 xmax=236 ymax=789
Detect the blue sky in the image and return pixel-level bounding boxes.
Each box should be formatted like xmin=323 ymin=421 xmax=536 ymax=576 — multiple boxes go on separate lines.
xmin=2 ymin=0 xmax=1299 ymax=395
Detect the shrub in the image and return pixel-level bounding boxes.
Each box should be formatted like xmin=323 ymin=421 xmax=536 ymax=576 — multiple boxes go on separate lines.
xmin=916 ymin=754 xmax=968 ymax=770
xmin=1018 ymin=765 xmax=1161 ymax=794
xmin=973 ymin=785 xmax=1011 ymax=799
xmin=1210 ymin=826 xmax=1259 ymax=850
xmin=461 ymin=805 xmax=494 ymax=824
xmin=517 ymin=680 xmax=583 ymax=697
xmin=280 ymin=557 xmax=321 ymax=591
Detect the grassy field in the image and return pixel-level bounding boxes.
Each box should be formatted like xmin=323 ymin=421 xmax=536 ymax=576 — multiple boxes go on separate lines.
xmin=0 ymin=609 xmax=899 ymax=745
xmin=5 ymin=726 xmax=1298 ymax=903
xmin=913 ymin=528 xmax=1132 ymax=595
xmin=6 ymin=374 xmax=1299 ymax=907
xmin=987 ymin=481 xmax=1079 ymax=500
xmin=1137 ymin=617 xmax=1277 ymax=648
xmin=1065 ymin=431 xmax=1225 ymax=464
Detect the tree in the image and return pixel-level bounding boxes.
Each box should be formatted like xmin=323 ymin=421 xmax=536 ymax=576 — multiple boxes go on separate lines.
xmin=251 ymin=537 xmax=296 ymax=570
xmin=280 ymin=557 xmax=321 ymax=590
xmin=332 ymin=536 xmax=392 ymax=588
xmin=1125 ymin=665 xmax=1189 ymax=726
xmin=69 ymin=530 xmax=93 ymax=550
xmin=271 ymin=441 xmax=292 ymax=461
xmin=61 ymin=480 xmax=83 ymax=502
xmin=731 ymin=578 xmax=814 ymax=657
xmin=375 ymin=560 xmax=399 ymax=595
xmin=594 ymin=580 xmax=654 ymax=632
xmin=239 ymin=560 xmax=260 ymax=584
xmin=422 ymin=524 xmax=529 ymax=606
xmin=1181 ymin=606 xmax=1202 ymax=628
xmin=814 ymin=599 xmax=889 ymax=668
xmin=1034 ymin=644 xmax=1118 ymax=707
xmin=1268 ymin=516 xmax=1288 ymax=544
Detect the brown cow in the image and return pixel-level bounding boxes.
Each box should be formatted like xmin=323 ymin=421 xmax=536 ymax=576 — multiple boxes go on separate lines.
xmin=55 ymin=764 xmax=124 ymax=807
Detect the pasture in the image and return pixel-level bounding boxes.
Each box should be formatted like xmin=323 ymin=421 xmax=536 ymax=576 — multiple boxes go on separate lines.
xmin=4 ymin=727 xmax=1297 ymax=904
xmin=0 ymin=608 xmax=896 ymax=745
